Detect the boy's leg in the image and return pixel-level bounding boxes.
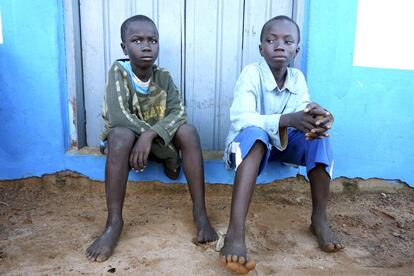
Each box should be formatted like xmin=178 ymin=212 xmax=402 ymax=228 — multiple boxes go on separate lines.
xmin=271 ymin=129 xmax=344 ymax=252
xmin=86 ymin=127 xmax=136 ymax=262
xmin=220 ymin=141 xmax=264 ymax=273
xmin=220 ymin=126 xmax=270 ymax=273
xmin=172 ymin=124 xmax=218 ymax=243
xmin=308 ymin=164 xmax=344 ymax=252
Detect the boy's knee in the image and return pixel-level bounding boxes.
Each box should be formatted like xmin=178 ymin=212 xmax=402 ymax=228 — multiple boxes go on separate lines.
xmin=176 ymin=124 xmax=199 ymax=141
xmin=174 ymin=124 xmax=200 ymax=150
xmin=245 ymin=126 xmax=265 ymax=132
xmin=309 ymin=136 xmax=332 ymax=154
xmin=238 ymin=126 xmax=269 ymax=142
xmin=251 ymin=140 xmax=267 ymax=156
xmin=108 ymin=127 xmax=135 ymax=152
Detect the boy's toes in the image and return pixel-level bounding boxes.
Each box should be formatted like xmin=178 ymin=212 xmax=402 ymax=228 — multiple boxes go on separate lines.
xmin=310 ymin=223 xmax=344 ymax=253
xmin=88 ymin=253 xmax=98 ymax=262
xmin=85 ymin=244 xmax=112 ymax=262
xmin=88 ymin=252 xmax=95 ymax=261
xmin=232 ymin=255 xmax=241 ymax=263
xmin=96 ymin=252 xmax=110 ymax=262
xmin=86 ymin=248 xmax=96 ymax=261
xmin=226 ymin=254 xmax=232 ymax=262
xmin=336 ymin=242 xmax=345 ymax=250
xmin=321 ymin=242 xmax=344 ymax=252
xmin=193 ymin=229 xmax=218 ymax=245
xmin=202 ymin=230 xmax=218 ymax=243
xmin=245 ymin=259 xmax=256 ymax=271
xmin=194 ymin=219 xmax=218 ymax=244
xmin=220 ymin=255 xmax=227 ymax=265
xmin=226 ymin=262 xmax=248 ymax=274
xmin=220 ymin=254 xmax=255 ymax=274
xmin=321 ymin=243 xmax=335 ymax=252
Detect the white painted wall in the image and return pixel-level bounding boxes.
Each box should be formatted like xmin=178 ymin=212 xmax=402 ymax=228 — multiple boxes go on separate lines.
xmin=353 ymin=0 xmax=414 ymax=70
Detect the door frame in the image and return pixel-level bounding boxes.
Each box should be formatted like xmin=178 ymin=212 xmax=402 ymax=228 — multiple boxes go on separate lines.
xmin=63 ymin=0 xmax=306 ymax=150
xmin=64 ymin=0 xmax=87 ymax=148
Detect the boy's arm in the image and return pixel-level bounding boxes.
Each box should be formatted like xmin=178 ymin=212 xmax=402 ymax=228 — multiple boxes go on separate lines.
xmin=230 ymin=67 xmax=288 ymax=150
xmin=150 ymin=75 xmax=187 ymax=146
xmin=104 ymin=63 xmax=151 ymax=136
xmin=279 ymin=72 xmax=333 ymax=139
xmin=279 ymin=71 xmax=314 ymax=132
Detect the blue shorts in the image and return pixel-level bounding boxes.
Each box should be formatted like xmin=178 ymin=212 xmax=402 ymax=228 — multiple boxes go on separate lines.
xmin=229 ymin=126 xmax=334 ymax=177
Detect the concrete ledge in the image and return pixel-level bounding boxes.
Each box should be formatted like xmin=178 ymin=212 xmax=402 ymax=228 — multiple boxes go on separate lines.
xmin=3 ymin=147 xmax=411 ymax=189
xmin=70 ymin=147 xmax=228 ymax=160
xmin=65 ymin=147 xmax=299 ymax=184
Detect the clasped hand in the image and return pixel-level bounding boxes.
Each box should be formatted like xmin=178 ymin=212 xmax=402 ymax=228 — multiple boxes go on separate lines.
xmin=290 ymin=102 xmax=334 ymax=140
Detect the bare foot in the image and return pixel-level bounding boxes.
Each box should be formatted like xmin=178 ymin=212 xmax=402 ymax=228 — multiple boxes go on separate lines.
xmin=219 ymin=234 xmax=256 ymax=274
xmin=193 ymin=212 xmax=218 ymax=243
xmin=310 ymin=218 xmax=344 ymax=252
xmin=86 ymin=219 xmax=123 ymax=262
xmin=163 ymin=162 xmax=181 ymax=180
xmin=163 ymin=159 xmax=181 ymax=180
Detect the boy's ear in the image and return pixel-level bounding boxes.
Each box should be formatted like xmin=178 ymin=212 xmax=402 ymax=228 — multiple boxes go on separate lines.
xmin=120 ymin=42 xmax=128 ymax=56
xmin=295 ymin=46 xmax=300 ymax=54
xmin=259 ymin=44 xmax=264 ymax=56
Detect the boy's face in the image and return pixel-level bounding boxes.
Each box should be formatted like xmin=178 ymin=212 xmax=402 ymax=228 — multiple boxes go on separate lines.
xmin=121 ymin=21 xmax=159 ymax=70
xmin=259 ymin=20 xmax=299 ymax=70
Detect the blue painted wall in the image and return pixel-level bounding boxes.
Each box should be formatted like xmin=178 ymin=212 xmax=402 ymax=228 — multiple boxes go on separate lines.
xmin=0 ymin=1 xmax=67 ymax=177
xmin=305 ymin=0 xmax=414 ymax=185
xmin=0 ymin=1 xmax=413 ymax=186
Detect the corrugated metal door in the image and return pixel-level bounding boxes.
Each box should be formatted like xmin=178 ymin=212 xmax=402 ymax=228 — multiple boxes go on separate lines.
xmin=80 ymin=0 xmax=184 ymax=147
xmin=79 ymin=0 xmax=296 ymax=150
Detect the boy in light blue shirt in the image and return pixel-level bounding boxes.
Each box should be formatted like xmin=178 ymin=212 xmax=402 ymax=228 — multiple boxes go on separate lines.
xmin=220 ymin=15 xmax=344 ymax=274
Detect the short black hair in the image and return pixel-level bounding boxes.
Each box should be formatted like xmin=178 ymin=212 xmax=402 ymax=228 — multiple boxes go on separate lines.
xmin=260 ymin=15 xmax=300 ymax=43
xmin=120 ymin=15 xmax=158 ymax=42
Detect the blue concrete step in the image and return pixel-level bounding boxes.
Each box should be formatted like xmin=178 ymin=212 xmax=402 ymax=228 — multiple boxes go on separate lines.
xmin=65 ymin=147 xmax=299 ymax=184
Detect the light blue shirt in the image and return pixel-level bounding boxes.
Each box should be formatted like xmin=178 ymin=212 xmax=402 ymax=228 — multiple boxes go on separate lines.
xmin=224 ymin=61 xmax=311 ymax=167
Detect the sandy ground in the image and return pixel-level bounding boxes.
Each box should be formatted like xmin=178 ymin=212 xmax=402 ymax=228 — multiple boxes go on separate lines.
xmin=0 ymin=171 xmax=413 ymax=275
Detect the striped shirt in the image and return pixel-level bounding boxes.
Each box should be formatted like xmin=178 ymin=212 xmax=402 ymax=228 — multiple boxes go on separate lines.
xmin=101 ymin=60 xmax=187 ymax=147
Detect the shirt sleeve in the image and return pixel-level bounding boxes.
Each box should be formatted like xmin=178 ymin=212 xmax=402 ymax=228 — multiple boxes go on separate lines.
xmin=103 ymin=63 xmax=151 ymax=136
xmin=150 ymin=74 xmax=187 ymax=145
xmin=229 ymin=66 xmax=287 ymax=150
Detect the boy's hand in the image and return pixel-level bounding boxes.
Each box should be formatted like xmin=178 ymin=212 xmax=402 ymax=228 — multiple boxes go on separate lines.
xmin=129 ymin=129 xmax=158 ymax=172
xmin=280 ymin=102 xmax=334 ymax=140
xmin=303 ymin=103 xmax=334 ymax=140
xmin=283 ymin=110 xmax=318 ymax=134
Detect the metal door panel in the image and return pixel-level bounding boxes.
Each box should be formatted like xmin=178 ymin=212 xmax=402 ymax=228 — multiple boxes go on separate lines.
xmin=80 ymin=0 xmax=183 ymax=146
xmin=242 ymin=0 xmax=293 ymax=67
xmin=185 ymin=0 xmax=244 ymax=149
xmin=77 ymin=0 xmax=297 ymax=149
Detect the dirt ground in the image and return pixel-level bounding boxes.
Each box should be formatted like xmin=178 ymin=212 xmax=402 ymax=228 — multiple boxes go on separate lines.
xmin=0 ymin=171 xmax=413 ymax=275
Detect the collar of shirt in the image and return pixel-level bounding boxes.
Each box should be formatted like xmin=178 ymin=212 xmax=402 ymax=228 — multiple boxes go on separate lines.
xmin=259 ymin=61 xmax=298 ymax=94
xmin=118 ymin=60 xmax=152 ymax=94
